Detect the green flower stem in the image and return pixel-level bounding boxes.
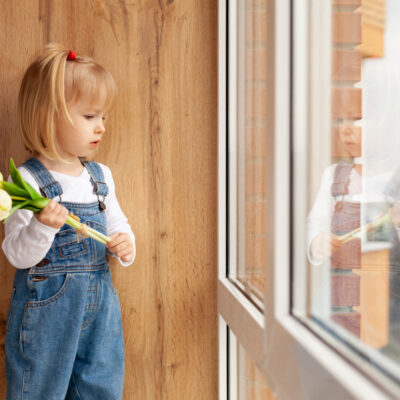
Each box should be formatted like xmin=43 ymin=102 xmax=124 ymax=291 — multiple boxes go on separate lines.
xmin=65 ymin=216 xmax=109 ymax=245
xmin=86 ymin=227 xmax=110 ymax=244
xmin=87 ymin=228 xmax=110 ymax=243
xmin=339 ymin=213 xmax=390 ymax=243
xmin=11 ymin=196 xmax=29 ymax=201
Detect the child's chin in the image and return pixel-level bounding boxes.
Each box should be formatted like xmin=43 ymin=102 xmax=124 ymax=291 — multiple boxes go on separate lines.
xmin=81 ymin=149 xmax=98 ymax=159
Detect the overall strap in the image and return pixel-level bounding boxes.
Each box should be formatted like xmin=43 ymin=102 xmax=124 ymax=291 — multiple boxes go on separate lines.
xmin=21 ymin=158 xmax=63 ymax=200
xmin=331 ymin=163 xmax=353 ymax=197
xmin=79 ymin=159 xmax=109 ymax=197
xmin=79 ymin=158 xmax=109 ymax=211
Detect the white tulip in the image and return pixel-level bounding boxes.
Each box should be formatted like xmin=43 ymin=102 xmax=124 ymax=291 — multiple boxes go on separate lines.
xmin=0 ymin=188 xmax=12 ymax=221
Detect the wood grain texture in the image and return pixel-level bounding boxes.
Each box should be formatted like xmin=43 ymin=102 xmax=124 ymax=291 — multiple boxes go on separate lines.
xmin=0 ymin=1 xmax=218 ymax=399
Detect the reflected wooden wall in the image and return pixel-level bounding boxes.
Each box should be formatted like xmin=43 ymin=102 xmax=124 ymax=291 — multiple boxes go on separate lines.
xmin=0 ymin=1 xmax=218 ymax=398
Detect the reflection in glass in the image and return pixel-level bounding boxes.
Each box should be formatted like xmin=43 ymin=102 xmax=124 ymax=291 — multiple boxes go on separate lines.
xmin=232 ymin=0 xmax=268 ymax=303
xmin=304 ymin=0 xmax=400 ymax=371
xmin=229 ymin=329 xmax=275 ymax=400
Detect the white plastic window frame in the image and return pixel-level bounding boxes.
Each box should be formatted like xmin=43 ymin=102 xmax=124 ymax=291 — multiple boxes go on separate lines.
xmin=218 ymin=0 xmax=395 ymax=399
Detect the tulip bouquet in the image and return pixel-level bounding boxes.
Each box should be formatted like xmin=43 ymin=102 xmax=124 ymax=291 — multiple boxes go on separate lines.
xmin=338 ymin=213 xmax=391 ymax=243
xmin=0 ymin=158 xmax=110 ymax=245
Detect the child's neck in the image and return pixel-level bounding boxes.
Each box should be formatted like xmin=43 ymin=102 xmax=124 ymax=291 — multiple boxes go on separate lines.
xmin=36 ymin=154 xmax=85 ymax=177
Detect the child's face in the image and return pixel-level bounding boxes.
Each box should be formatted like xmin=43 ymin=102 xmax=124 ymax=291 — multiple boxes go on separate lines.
xmin=339 ymin=126 xmax=362 ymax=157
xmin=56 ymin=97 xmax=107 ymax=161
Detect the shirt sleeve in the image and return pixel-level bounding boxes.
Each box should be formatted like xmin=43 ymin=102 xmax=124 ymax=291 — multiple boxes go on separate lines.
xmin=1 ymin=167 xmax=60 ymax=269
xmin=101 ymin=164 xmax=136 ymax=267
xmin=306 ymin=165 xmax=335 ymax=265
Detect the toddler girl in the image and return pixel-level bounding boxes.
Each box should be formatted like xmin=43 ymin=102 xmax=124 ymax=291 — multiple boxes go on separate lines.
xmin=2 ymin=43 xmax=135 ymax=400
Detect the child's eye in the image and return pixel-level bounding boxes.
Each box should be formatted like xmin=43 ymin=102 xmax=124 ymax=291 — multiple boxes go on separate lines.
xmin=84 ymin=115 xmax=94 ymax=120
xmin=102 ymin=116 xmax=107 ymax=122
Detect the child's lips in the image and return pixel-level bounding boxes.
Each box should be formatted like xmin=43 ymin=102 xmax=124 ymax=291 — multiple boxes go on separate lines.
xmin=90 ymin=140 xmax=100 ymax=146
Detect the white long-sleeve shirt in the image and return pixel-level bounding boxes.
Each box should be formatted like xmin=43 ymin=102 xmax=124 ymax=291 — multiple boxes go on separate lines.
xmin=2 ymin=162 xmax=136 ymax=269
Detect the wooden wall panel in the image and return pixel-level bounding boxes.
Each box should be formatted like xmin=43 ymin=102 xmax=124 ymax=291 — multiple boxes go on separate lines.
xmin=0 ymin=1 xmax=218 ymax=399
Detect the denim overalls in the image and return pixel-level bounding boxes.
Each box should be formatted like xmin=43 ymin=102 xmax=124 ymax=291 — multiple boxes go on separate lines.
xmin=5 ymin=158 xmax=125 ymax=400
xmin=330 ymin=163 xmax=361 ymax=269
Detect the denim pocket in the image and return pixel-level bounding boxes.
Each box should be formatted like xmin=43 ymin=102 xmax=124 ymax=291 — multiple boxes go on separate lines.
xmin=58 ymin=240 xmax=87 ymax=257
xmin=6 ymin=287 xmax=16 ymax=331
xmin=56 ymin=228 xmax=89 ymax=258
xmin=26 ymin=274 xmax=70 ymax=308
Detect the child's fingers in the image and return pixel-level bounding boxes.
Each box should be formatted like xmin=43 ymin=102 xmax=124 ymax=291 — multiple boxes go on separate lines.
xmin=119 ymin=247 xmax=133 ymax=257
xmin=41 ymin=199 xmax=58 ymax=215
xmin=121 ymin=251 xmax=134 ymax=262
xmin=107 ymin=233 xmax=130 ymax=248
xmin=108 ymin=240 xmax=131 ymax=254
xmin=107 ymin=233 xmax=123 ymax=247
xmin=57 ymin=204 xmax=69 ymax=219
xmin=106 ymin=233 xmax=133 ymax=260
xmin=36 ymin=200 xmax=69 ymax=229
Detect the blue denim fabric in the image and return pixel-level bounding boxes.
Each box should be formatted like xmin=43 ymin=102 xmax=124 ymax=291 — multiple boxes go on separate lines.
xmin=5 ymin=158 xmax=124 ymax=400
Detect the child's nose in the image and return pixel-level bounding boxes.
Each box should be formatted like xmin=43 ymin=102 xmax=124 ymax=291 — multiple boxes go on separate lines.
xmin=96 ymin=121 xmax=105 ymax=133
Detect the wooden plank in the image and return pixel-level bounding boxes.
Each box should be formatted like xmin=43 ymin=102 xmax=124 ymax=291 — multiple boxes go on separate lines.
xmin=0 ymin=1 xmax=218 ymax=399
xmin=353 ymin=249 xmax=390 ymax=348
xmin=357 ymin=23 xmax=385 ymax=57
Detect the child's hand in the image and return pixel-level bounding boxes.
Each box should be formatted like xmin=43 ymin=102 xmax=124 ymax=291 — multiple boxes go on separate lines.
xmin=310 ymin=232 xmax=342 ymax=262
xmin=107 ymin=233 xmax=134 ymax=263
xmin=35 ymin=199 xmax=69 ymax=229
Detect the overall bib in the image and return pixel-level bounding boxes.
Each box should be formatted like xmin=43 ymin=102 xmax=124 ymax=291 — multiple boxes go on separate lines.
xmin=330 ymin=163 xmax=361 ymax=336
xmin=330 ymin=163 xmax=361 ymax=269
xmin=5 ymin=158 xmax=125 ymax=400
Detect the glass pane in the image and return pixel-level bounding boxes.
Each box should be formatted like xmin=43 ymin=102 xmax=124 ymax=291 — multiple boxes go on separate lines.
xmin=299 ymin=0 xmax=400 ymax=379
xmin=230 ymin=0 xmax=268 ymax=303
xmin=229 ymin=328 xmax=275 ymax=400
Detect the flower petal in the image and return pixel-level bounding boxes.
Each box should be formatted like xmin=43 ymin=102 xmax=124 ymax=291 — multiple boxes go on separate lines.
xmin=0 ymin=209 xmax=9 ymax=221
xmin=0 ymin=189 xmax=12 ymax=212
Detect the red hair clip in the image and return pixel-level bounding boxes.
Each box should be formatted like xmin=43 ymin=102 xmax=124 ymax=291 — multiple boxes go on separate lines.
xmin=67 ymin=50 xmax=77 ymax=61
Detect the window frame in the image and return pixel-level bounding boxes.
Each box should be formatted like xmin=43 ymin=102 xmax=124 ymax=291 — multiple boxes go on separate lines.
xmin=218 ymin=0 xmax=395 ymax=398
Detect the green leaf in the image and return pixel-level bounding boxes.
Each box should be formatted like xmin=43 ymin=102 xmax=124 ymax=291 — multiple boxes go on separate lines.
xmin=23 ymin=205 xmax=42 ymax=213
xmin=30 ymin=198 xmax=50 ymax=209
xmin=9 ymin=158 xmax=41 ymax=201
xmin=1 ymin=181 xmax=30 ymax=198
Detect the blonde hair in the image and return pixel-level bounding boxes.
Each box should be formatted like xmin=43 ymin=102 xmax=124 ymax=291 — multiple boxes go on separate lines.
xmin=18 ymin=43 xmax=117 ymax=161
